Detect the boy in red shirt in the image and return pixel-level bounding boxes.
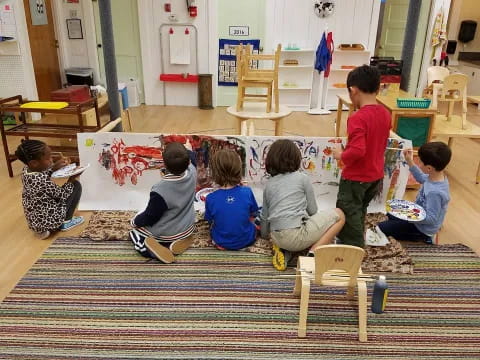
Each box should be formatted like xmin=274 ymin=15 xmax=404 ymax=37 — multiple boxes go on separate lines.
xmin=333 ymin=65 xmax=391 ymax=247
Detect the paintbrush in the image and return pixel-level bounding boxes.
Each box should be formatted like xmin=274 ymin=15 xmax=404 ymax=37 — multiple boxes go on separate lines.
xmin=386 ymin=147 xmax=418 ymax=153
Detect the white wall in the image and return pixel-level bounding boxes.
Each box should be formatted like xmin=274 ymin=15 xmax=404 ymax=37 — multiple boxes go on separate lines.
xmin=0 ymin=0 xmax=37 ymax=100
xmin=417 ymin=0 xmax=452 ymax=96
xmin=138 ymin=0 xmax=213 ymax=106
xmin=265 ymin=0 xmax=380 ymax=109
xmin=447 ymin=0 xmax=480 ymax=59
xmin=265 ymin=0 xmax=379 ymax=53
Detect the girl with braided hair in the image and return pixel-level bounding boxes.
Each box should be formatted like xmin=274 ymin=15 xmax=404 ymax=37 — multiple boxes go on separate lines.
xmin=15 ymin=140 xmax=83 ymax=239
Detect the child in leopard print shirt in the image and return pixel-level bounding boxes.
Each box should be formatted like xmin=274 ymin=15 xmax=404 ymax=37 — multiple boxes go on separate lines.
xmin=16 ymin=140 xmax=84 ymax=239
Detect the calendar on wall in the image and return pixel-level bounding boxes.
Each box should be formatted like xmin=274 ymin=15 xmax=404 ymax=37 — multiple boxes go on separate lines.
xmin=218 ymin=38 xmax=260 ymax=86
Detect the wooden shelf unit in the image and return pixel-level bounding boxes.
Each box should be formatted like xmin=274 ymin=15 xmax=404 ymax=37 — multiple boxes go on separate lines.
xmin=0 ymin=95 xmax=102 ymax=177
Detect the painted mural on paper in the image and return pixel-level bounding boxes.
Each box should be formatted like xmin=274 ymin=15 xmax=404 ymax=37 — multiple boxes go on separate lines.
xmin=78 ymin=133 xmax=411 ymax=212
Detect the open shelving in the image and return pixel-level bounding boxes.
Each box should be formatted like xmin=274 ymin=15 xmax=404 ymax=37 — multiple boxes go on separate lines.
xmin=278 ymin=48 xmax=315 ymax=111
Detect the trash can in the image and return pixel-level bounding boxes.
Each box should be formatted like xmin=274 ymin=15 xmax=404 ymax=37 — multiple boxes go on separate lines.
xmin=65 ymin=67 xmax=94 ymax=86
xmin=198 ymin=74 xmax=213 ymax=109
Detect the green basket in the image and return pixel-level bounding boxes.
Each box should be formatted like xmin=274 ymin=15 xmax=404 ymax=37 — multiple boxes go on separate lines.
xmin=396 ymin=98 xmax=432 ymax=109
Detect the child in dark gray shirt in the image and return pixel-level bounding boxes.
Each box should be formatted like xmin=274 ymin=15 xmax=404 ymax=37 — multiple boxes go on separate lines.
xmin=378 ymin=142 xmax=451 ymax=243
xmin=129 ymin=142 xmax=196 ymax=263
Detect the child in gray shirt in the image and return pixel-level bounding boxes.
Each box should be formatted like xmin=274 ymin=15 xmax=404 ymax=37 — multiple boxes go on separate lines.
xmin=260 ymin=139 xmax=345 ymax=271
xmin=378 ymin=142 xmax=451 ymax=243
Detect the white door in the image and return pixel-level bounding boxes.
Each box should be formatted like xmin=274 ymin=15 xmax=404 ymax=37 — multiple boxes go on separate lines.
xmin=377 ymin=0 xmax=410 ymax=59
xmin=93 ymin=0 xmax=145 ymax=104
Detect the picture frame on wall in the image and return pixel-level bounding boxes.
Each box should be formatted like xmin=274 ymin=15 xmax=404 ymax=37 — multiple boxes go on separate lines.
xmin=66 ymin=18 xmax=83 ymax=39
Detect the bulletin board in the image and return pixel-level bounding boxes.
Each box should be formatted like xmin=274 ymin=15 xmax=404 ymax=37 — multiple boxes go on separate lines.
xmin=218 ymin=38 xmax=259 ymax=86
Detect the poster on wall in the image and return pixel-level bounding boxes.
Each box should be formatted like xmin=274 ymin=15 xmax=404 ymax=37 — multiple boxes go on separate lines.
xmin=218 ymin=38 xmax=260 ymax=86
xmin=77 ymin=133 xmax=411 ymax=213
xmin=28 ymin=0 xmax=47 ymax=26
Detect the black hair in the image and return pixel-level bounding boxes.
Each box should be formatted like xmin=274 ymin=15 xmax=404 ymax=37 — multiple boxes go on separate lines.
xmin=347 ymin=65 xmax=381 ymax=94
xmin=265 ymin=139 xmax=301 ymax=176
xmin=418 ymin=142 xmax=452 ymax=171
xmin=15 ymin=139 xmax=47 ymax=165
xmin=163 ymin=142 xmax=189 ymax=175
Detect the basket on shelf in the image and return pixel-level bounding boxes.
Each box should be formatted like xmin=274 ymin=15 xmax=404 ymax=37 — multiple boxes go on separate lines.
xmin=396 ymin=98 xmax=432 ymax=109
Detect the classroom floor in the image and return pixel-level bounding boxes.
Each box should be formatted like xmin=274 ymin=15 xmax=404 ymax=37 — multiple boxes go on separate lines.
xmin=0 ymin=103 xmax=479 ymax=302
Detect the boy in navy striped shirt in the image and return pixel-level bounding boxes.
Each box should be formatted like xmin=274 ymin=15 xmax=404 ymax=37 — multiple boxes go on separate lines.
xmin=129 ymin=142 xmax=196 ymax=263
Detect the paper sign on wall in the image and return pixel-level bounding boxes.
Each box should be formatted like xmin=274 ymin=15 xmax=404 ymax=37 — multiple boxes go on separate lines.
xmin=169 ymin=29 xmax=190 ymax=65
xmin=28 ymin=0 xmax=48 ymax=26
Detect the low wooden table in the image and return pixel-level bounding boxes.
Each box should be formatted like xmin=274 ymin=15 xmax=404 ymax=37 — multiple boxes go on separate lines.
xmin=433 ymin=114 xmax=480 ymax=184
xmin=467 ymin=95 xmax=480 ymax=111
xmin=335 ymin=90 xmax=422 ymax=137
xmin=227 ymin=103 xmax=292 ymax=136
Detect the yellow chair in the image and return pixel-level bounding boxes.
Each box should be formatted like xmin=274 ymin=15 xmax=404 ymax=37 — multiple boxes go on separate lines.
xmin=236 ymin=44 xmax=281 ymax=113
xmin=293 ymin=244 xmax=368 ymax=341
xmin=437 ymin=73 xmax=469 ymax=128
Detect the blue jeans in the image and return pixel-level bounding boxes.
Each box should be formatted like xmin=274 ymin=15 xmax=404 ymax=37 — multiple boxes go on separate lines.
xmin=378 ymin=214 xmax=432 ymax=243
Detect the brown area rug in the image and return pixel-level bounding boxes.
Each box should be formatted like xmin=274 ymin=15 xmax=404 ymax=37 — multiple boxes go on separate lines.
xmin=80 ymin=211 xmax=413 ymax=273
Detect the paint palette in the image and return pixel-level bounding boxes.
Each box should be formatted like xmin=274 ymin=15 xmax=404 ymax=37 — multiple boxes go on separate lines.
xmin=386 ymin=199 xmax=426 ymax=222
xmin=195 ymin=187 xmax=215 ymax=203
xmin=52 ymin=163 xmax=90 ymax=179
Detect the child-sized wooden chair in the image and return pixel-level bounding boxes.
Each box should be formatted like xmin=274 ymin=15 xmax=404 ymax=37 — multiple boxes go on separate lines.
xmin=236 ymin=44 xmax=281 ymax=113
xmin=437 ymin=73 xmax=469 ymax=128
xmin=293 ymin=244 xmax=368 ymax=341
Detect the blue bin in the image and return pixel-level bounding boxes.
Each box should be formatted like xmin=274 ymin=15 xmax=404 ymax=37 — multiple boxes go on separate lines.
xmin=118 ymin=83 xmax=129 ymax=110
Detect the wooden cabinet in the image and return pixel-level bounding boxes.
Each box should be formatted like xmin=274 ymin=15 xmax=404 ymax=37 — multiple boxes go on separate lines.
xmin=457 ymin=63 xmax=480 ymax=95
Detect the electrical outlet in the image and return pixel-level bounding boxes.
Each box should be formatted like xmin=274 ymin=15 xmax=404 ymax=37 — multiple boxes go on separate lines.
xmin=69 ymin=9 xmax=77 ymax=18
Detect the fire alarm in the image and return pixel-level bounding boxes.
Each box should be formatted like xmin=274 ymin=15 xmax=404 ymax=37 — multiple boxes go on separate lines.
xmin=164 ymin=3 xmax=171 ymax=12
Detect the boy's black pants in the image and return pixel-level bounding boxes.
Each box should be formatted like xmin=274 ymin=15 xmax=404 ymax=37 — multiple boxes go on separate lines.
xmin=336 ymin=178 xmax=381 ymax=248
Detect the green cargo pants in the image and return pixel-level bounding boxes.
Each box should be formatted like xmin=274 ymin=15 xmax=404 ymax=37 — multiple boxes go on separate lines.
xmin=336 ymin=178 xmax=381 ymax=248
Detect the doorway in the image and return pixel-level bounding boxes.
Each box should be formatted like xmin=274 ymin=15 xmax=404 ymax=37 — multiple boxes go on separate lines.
xmin=375 ymin=0 xmax=434 ymax=94
xmin=376 ymin=0 xmax=410 ymax=59
xmin=92 ymin=0 xmax=145 ymax=104
xmin=23 ymin=0 xmax=62 ymax=100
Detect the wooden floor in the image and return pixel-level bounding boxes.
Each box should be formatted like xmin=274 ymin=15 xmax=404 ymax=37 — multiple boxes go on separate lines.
xmin=0 ymin=104 xmax=479 ymax=302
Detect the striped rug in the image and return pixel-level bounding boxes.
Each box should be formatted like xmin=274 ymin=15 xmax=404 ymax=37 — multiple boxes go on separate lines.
xmin=0 ymin=238 xmax=479 ymax=359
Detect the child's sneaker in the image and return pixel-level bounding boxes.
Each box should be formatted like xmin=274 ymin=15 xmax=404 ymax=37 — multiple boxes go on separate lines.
xmin=169 ymin=236 xmax=194 ymax=255
xmin=145 ymin=237 xmax=175 ymax=263
xmin=35 ymin=230 xmax=51 ymax=240
xmin=272 ymin=243 xmax=291 ymax=271
xmin=60 ymin=216 xmax=84 ymax=231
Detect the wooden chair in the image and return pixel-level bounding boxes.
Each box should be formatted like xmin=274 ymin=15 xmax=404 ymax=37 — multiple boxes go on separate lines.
xmin=437 ymin=73 xmax=469 ymax=128
xmin=293 ymin=244 xmax=368 ymax=341
xmin=236 ymin=44 xmax=281 ymax=113
xmin=423 ymin=66 xmax=450 ymax=97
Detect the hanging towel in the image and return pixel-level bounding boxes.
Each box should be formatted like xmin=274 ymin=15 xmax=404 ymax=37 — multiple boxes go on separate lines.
xmin=315 ymin=32 xmax=334 ymax=77
xmin=325 ymin=31 xmax=334 ymax=77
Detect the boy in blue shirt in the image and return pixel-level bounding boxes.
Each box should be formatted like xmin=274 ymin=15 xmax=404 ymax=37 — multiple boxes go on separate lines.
xmin=205 ymin=149 xmax=259 ymax=250
xmin=378 ymin=142 xmax=451 ymax=243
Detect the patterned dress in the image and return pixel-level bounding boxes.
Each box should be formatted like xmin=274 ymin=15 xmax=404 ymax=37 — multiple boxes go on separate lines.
xmin=21 ymin=166 xmax=74 ymax=232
